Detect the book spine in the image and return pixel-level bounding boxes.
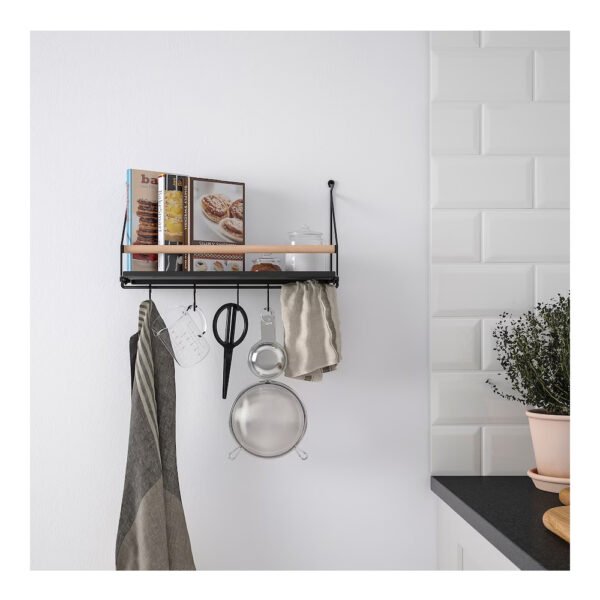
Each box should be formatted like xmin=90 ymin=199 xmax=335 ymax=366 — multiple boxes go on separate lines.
xmin=157 ymin=174 xmax=166 ymax=271
xmin=182 ymin=176 xmax=190 ymax=271
xmin=164 ymin=174 xmax=184 ymax=271
xmin=126 ymin=169 xmax=132 ymax=270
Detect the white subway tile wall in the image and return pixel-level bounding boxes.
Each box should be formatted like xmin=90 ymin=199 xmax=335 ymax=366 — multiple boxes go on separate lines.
xmin=430 ymin=32 xmax=570 ymax=475
xmin=481 ymin=319 xmax=502 ymax=371
xmin=432 ymin=373 xmax=528 ymax=425
xmin=481 ymin=31 xmax=569 ymax=49
xmin=431 ymin=265 xmax=534 ymax=316
xmin=431 ymin=50 xmax=533 ymax=102
xmin=534 ymin=51 xmax=570 ymax=101
xmin=431 ymin=426 xmax=482 ymax=475
xmin=482 ymin=210 xmax=570 ymax=262
xmin=535 ymin=157 xmax=570 ymax=208
xmin=483 ymin=103 xmax=569 ymax=155
xmin=431 ymin=157 xmax=533 ymax=208
xmin=431 ymin=104 xmax=480 ymax=155
xmin=482 ymin=426 xmax=535 ymax=476
xmin=536 ymin=264 xmax=570 ymax=303
xmin=431 ymin=211 xmax=481 ymax=262
xmin=431 ymin=319 xmax=481 ymax=370
xmin=431 ymin=31 xmax=480 ymax=49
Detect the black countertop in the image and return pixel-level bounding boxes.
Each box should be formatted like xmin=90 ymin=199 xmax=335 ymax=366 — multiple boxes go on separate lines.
xmin=431 ymin=476 xmax=570 ymax=571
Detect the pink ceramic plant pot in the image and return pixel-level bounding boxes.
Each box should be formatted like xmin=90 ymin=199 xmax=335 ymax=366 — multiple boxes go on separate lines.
xmin=526 ymin=409 xmax=570 ymax=478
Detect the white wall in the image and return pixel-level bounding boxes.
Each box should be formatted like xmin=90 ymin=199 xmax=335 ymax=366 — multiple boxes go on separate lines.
xmin=430 ymin=31 xmax=570 ymax=475
xmin=31 ymin=32 xmax=433 ymax=569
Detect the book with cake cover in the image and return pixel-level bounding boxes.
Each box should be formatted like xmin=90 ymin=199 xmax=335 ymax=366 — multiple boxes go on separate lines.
xmin=158 ymin=173 xmax=185 ymax=271
xmin=184 ymin=176 xmax=245 ymax=272
xmin=126 ymin=169 xmax=161 ymax=271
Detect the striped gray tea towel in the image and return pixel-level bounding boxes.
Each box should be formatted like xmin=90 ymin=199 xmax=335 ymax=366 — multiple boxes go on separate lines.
xmin=116 ymin=300 xmax=195 ymax=570
xmin=280 ymin=281 xmax=342 ymax=382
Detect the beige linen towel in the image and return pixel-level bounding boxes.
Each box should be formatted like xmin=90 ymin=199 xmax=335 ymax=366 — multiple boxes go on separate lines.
xmin=116 ymin=300 xmax=195 ymax=570
xmin=280 ymin=281 xmax=341 ymax=381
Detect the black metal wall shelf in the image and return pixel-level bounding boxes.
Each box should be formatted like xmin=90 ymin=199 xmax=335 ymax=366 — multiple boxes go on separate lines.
xmin=121 ymin=270 xmax=338 ymax=289
xmin=120 ymin=180 xmax=339 ymax=291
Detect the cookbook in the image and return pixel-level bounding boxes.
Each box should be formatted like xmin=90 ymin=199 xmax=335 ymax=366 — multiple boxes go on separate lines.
xmin=126 ymin=169 xmax=160 ymax=271
xmin=158 ymin=173 xmax=185 ymax=271
xmin=183 ymin=177 xmax=245 ymax=272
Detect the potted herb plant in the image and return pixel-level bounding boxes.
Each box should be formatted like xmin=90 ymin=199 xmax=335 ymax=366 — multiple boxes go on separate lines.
xmin=487 ymin=294 xmax=570 ymax=482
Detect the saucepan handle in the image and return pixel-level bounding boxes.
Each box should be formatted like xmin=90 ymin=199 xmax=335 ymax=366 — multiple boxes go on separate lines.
xmin=228 ymin=446 xmax=243 ymax=460
xmin=294 ymin=447 xmax=309 ymax=461
xmin=260 ymin=309 xmax=277 ymax=343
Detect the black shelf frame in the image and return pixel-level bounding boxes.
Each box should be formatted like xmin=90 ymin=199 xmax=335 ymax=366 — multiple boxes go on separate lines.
xmin=120 ymin=180 xmax=339 ymax=290
xmin=121 ymin=270 xmax=337 ymax=289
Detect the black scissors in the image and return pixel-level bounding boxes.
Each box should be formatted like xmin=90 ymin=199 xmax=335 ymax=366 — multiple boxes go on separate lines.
xmin=213 ymin=302 xmax=248 ymax=399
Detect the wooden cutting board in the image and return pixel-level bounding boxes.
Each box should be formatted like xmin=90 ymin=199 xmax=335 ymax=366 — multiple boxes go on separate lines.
xmin=543 ymin=487 xmax=570 ymax=543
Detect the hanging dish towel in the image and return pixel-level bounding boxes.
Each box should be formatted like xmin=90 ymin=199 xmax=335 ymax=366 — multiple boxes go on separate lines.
xmin=280 ymin=280 xmax=341 ymax=381
xmin=116 ymin=300 xmax=195 ymax=570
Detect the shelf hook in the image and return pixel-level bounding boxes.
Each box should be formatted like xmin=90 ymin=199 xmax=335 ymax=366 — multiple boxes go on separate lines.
xmin=266 ymin=284 xmax=270 ymax=311
xmin=193 ymin=284 xmax=197 ymax=311
xmin=148 ymin=283 xmax=152 ymax=302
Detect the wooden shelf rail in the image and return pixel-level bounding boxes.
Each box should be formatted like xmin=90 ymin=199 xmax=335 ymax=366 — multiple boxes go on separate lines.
xmin=123 ymin=244 xmax=336 ymax=255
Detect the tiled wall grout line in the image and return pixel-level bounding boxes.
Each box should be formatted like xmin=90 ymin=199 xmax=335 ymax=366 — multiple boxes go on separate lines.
xmin=432 ymin=100 xmax=566 ymax=104
xmin=434 ymin=370 xmax=508 ymax=375
xmin=480 ymin=211 xmax=484 ymax=263
xmin=532 ymin=50 xmax=537 ymax=101
xmin=430 ymin=31 xmax=569 ymax=476
xmin=479 ymin=315 xmax=485 ymax=374
xmin=480 ymin=426 xmax=485 ymax=475
xmin=432 ymin=152 xmax=566 ymax=158
xmin=433 ymin=260 xmax=569 ymax=264
xmin=434 ymin=207 xmax=569 ymax=212
xmin=479 ymin=104 xmax=484 ymax=156
xmin=532 ymin=156 xmax=537 ymax=208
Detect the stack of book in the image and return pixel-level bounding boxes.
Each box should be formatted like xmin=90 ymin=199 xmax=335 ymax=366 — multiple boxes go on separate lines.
xmin=125 ymin=169 xmax=245 ymax=272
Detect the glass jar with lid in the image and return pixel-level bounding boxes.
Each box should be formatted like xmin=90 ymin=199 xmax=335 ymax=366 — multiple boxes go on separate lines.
xmin=251 ymin=254 xmax=282 ymax=272
xmin=285 ymin=225 xmax=328 ymax=272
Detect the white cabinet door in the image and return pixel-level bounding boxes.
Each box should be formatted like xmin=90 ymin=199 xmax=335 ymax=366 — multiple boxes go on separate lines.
xmin=437 ymin=499 xmax=518 ymax=570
